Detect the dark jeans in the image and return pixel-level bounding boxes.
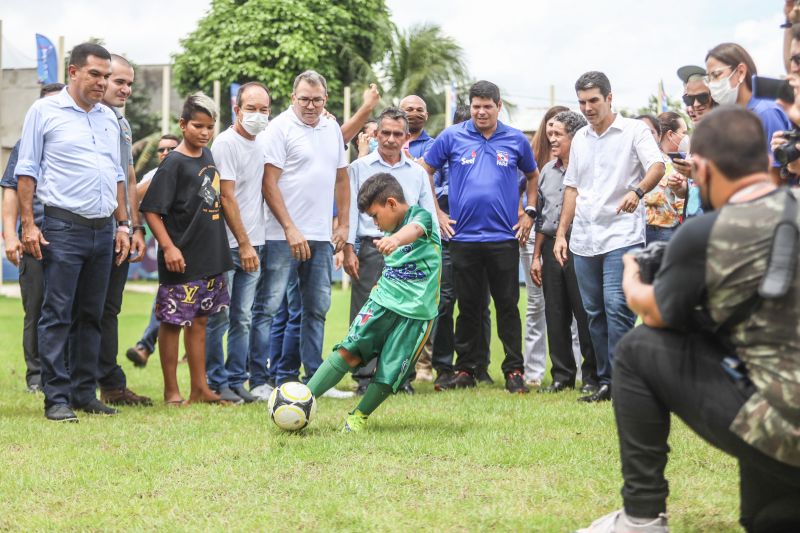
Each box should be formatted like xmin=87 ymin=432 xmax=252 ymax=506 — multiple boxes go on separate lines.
xmin=96 ymin=255 xmax=130 ymax=390
xmin=645 ymin=225 xmax=676 ymax=245
xmin=450 ymin=240 xmax=522 ymax=375
xmin=541 ymin=236 xmax=597 ymax=386
xmin=613 ymin=326 xmax=800 ymax=531
xmin=432 ymin=241 xmax=491 ymax=374
xmin=137 ymin=298 xmax=159 ymax=354
xmin=38 ymin=215 xmax=113 ymax=408
xmin=19 ymin=254 xmax=44 ymax=388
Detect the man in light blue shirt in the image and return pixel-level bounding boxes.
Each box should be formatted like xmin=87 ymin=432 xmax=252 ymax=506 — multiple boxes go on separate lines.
xmin=15 ymin=42 xmax=130 ymax=422
xmin=343 ymin=107 xmax=436 ymax=394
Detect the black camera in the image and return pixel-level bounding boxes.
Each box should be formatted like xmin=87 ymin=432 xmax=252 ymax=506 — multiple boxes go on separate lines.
xmin=774 ymin=130 xmax=800 ymax=166
xmin=631 ymin=241 xmax=668 ymax=284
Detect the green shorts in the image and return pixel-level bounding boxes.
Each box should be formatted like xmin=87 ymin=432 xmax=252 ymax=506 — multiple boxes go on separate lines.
xmin=335 ymin=299 xmax=433 ymax=392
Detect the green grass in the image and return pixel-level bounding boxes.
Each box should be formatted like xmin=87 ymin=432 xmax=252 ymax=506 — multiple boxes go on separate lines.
xmin=0 ymin=284 xmax=740 ymax=531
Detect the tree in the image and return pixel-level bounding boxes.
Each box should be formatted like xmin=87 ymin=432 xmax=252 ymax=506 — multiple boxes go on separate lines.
xmin=172 ymin=0 xmax=393 ymax=121
xmin=624 ymin=94 xmax=690 ymax=127
xmin=380 ymin=23 xmax=469 ymax=134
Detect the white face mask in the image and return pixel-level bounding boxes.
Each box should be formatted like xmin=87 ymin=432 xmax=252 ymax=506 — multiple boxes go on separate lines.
xmin=240 ymin=112 xmax=270 ymax=135
xmin=678 ymin=133 xmax=691 ymax=154
xmin=708 ymin=70 xmax=740 ymax=106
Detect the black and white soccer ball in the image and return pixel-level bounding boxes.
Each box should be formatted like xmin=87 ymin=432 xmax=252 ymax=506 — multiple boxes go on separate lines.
xmin=268 ymin=382 xmax=317 ymax=431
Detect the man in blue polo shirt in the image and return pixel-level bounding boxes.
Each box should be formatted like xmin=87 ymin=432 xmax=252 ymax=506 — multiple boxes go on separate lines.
xmin=423 ymin=80 xmax=539 ymax=394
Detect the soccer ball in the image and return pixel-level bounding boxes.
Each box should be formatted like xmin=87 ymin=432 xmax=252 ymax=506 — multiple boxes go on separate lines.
xmin=268 ymin=382 xmax=317 ymax=431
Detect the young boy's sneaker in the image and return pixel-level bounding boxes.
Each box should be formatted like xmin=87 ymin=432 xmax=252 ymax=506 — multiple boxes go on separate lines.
xmin=125 ymin=344 xmax=150 ymax=368
xmin=342 ymin=411 xmax=368 ymax=433
xmin=505 ymin=371 xmax=529 ymax=394
xmin=215 ymin=386 xmax=244 ymax=404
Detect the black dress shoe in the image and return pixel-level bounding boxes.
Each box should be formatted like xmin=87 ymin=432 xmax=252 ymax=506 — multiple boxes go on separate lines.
xmin=577 ymin=384 xmax=611 ymax=403
xmin=73 ymin=399 xmax=118 ymax=415
xmin=45 ymin=404 xmax=78 ymax=422
xmin=434 ymin=370 xmax=456 ymax=391
xmin=580 ymin=382 xmax=599 ymax=394
xmin=539 ymin=380 xmax=574 ymax=393
xmin=398 ymin=382 xmax=415 ymax=395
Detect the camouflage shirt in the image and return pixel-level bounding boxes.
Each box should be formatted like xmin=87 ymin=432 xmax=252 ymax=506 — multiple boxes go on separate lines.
xmin=705 ymin=189 xmax=800 ymax=466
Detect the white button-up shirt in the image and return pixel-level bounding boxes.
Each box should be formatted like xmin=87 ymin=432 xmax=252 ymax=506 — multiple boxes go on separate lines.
xmin=14 ymin=87 xmax=124 ymax=219
xmin=262 ymin=108 xmax=347 ymax=242
xmin=563 ymin=114 xmax=662 ymax=256
xmin=347 ymin=150 xmax=437 ymax=245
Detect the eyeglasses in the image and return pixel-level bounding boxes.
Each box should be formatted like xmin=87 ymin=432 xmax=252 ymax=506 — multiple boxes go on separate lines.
xmin=682 ymin=93 xmax=712 ymax=106
xmin=156 ymin=146 xmax=175 ymax=154
xmin=791 ymin=54 xmax=800 ymax=66
xmin=703 ymin=66 xmax=733 ymax=84
xmin=295 ymin=96 xmax=325 ymax=107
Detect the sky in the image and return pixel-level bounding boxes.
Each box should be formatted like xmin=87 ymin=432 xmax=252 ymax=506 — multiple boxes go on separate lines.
xmin=0 ymin=0 xmax=788 ymax=117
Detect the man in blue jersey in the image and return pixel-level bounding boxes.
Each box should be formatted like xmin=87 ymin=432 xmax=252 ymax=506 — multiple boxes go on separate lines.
xmin=422 ymin=80 xmax=539 ymax=394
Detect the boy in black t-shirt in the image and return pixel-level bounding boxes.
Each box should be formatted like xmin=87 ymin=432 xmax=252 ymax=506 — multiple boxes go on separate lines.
xmin=140 ymin=93 xmax=234 ymax=405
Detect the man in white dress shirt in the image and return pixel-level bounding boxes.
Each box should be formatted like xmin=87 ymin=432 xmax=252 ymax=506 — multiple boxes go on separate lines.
xmin=553 ymin=71 xmax=664 ymax=402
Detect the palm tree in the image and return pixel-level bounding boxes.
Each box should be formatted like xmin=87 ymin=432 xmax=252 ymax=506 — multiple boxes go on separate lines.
xmin=380 ymin=23 xmax=470 ymax=134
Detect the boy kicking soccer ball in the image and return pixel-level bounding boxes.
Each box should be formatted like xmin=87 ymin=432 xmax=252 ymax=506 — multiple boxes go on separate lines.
xmin=307 ymin=172 xmax=441 ymax=432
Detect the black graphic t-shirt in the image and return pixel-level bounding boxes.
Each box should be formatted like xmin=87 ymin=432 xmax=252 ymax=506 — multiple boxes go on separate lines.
xmin=139 ymin=148 xmax=234 ymax=284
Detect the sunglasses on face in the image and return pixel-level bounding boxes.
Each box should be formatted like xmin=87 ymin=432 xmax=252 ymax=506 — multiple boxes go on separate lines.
xmin=682 ymin=92 xmax=712 ymax=106
xmin=156 ymin=146 xmax=176 ymax=154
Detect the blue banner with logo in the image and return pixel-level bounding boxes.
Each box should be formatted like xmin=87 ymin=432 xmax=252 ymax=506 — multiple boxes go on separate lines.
xmin=230 ymin=83 xmax=241 ymax=126
xmin=35 ymin=34 xmax=58 ymax=84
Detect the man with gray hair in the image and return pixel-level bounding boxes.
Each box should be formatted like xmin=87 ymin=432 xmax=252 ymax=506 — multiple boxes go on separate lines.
xmin=259 ymin=70 xmax=350 ymax=387
xmin=530 ymin=110 xmax=597 ymax=394
xmin=343 ymin=106 xmax=437 ymax=395
xmin=554 ymin=71 xmax=664 ymax=402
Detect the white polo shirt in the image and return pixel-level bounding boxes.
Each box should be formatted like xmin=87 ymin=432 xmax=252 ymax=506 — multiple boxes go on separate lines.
xmin=262 ymin=108 xmax=347 ymax=242
xmin=211 ymin=127 xmax=267 ymax=248
xmin=563 ymin=114 xmax=663 ymax=256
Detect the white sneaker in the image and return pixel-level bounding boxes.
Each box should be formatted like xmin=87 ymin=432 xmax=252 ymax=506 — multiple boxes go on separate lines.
xmin=321 ymin=388 xmax=355 ymax=399
xmin=575 ymin=509 xmax=668 ymax=533
xmin=249 ymin=384 xmax=273 ymax=402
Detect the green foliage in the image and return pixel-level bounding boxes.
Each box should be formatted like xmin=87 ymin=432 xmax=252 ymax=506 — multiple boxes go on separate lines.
xmin=172 ymin=0 xmax=393 ymax=118
xmin=631 ymin=94 xmax=691 ymax=126
xmin=0 ymin=288 xmax=741 ymax=531
xmin=380 ymin=23 xmax=470 ymax=135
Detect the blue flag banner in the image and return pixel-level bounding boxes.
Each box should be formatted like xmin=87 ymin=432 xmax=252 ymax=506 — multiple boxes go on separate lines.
xmin=230 ymin=83 xmax=241 ymax=126
xmin=35 ymin=33 xmax=58 ymax=85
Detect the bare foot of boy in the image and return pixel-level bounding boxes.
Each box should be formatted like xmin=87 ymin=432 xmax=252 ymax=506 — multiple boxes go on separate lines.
xmin=189 ymin=390 xmax=224 ymax=404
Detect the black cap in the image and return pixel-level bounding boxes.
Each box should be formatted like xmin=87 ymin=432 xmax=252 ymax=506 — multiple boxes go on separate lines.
xmin=677 ymin=65 xmax=706 ymax=84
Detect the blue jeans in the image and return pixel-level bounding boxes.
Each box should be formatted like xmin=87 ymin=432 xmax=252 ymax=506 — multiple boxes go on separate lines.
xmin=646 ymin=225 xmax=676 ymax=245
xmin=138 ymin=298 xmax=160 ymax=354
xmin=267 ymin=271 xmax=302 ymax=385
xmin=205 ymin=246 xmax=261 ymax=389
xmin=38 ymin=215 xmax=113 ymax=408
xmin=573 ymin=244 xmax=640 ymax=386
xmin=248 ymin=240 xmax=332 ymax=387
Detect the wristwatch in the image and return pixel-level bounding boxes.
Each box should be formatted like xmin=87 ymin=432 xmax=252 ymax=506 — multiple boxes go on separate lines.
xmin=524 ymin=206 xmax=538 ymax=219
xmin=627 ymin=186 xmax=645 ymax=199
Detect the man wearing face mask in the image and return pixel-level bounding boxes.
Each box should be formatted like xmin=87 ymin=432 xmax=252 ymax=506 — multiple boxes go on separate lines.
xmin=204 ymin=82 xmax=271 ymax=403
xmin=705 ymin=42 xmax=791 ymax=182
xmin=578 ymin=106 xmax=800 ymax=533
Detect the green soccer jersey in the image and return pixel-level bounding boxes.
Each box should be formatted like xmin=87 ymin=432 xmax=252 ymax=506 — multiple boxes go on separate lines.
xmin=370 ymin=205 xmax=441 ymax=320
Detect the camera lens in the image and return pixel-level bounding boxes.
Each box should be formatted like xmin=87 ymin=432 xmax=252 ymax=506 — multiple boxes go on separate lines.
xmin=774 ymin=141 xmax=800 ymax=165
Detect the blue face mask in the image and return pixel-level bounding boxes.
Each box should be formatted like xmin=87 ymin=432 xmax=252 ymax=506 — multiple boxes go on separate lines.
xmin=368 ymin=138 xmax=378 ymax=153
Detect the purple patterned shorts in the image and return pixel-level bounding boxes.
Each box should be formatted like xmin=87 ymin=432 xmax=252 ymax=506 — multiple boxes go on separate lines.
xmin=155 ymin=273 xmax=230 ymax=326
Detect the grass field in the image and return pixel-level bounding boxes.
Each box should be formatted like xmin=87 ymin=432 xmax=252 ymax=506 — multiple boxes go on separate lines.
xmin=0 ymin=284 xmax=741 ymax=532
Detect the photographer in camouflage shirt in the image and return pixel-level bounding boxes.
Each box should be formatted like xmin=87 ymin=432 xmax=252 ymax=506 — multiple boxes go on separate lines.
xmin=578 ymin=106 xmax=800 ymax=533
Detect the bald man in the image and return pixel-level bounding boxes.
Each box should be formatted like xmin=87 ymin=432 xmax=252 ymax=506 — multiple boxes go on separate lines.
xmin=400 ymin=95 xmax=436 ymax=159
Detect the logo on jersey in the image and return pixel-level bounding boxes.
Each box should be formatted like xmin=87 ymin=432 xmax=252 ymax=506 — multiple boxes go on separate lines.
xmin=383 ymin=262 xmax=427 ymax=282
xmin=357 ymin=308 xmax=374 ymax=325
xmin=460 ymin=150 xmax=477 ymax=166
xmin=496 ymin=150 xmax=509 ymax=167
